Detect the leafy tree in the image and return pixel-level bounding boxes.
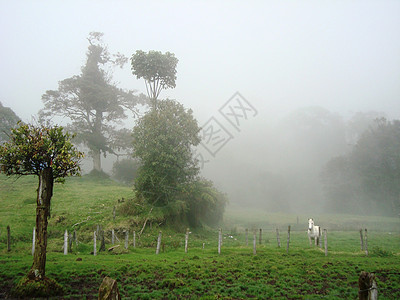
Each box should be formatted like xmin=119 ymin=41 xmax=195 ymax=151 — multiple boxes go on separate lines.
xmin=131 ymin=50 xmax=178 ymax=109
xmin=112 ymin=158 xmax=140 ymax=184
xmin=0 ymin=123 xmax=83 ymax=295
xmin=183 ymin=179 xmax=228 ymax=227
xmin=40 ymin=32 xmax=145 ymax=172
xmin=132 ymin=99 xmax=200 ymax=207
xmin=321 ymin=118 xmax=400 ymax=215
xmin=352 ymin=118 xmax=400 ymax=214
xmin=0 ymin=102 xmax=20 ymax=142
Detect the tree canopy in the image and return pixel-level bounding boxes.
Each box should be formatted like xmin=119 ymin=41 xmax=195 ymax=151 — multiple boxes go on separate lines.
xmin=132 ymin=99 xmax=201 ymax=206
xmin=0 ymin=122 xmax=83 ymax=180
xmin=40 ymin=32 xmax=145 ymax=171
xmin=321 ymin=118 xmax=400 ymax=215
xmin=0 ymin=102 xmax=20 ymax=143
xmin=131 ymin=50 xmax=178 ymax=108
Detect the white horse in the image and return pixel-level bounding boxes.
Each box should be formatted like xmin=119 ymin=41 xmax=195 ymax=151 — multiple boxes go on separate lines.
xmin=307 ymin=218 xmax=321 ymax=246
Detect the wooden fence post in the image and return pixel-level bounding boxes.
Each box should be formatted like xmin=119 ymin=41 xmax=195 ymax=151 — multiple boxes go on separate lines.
xmin=73 ymin=229 xmax=77 ymax=246
xmin=156 ymin=231 xmax=162 ymax=254
xmin=276 ymin=228 xmax=281 ymax=248
xmin=64 ymin=230 xmax=68 ymax=255
xmin=7 ymin=226 xmax=11 ymax=252
xmin=99 ymin=230 xmax=106 ymax=252
xmin=133 ymin=231 xmax=136 ymax=248
xmin=364 ymin=229 xmax=368 ymax=256
xmin=68 ymin=232 xmax=73 ymax=253
xmin=359 ymin=229 xmax=364 ymax=251
xmin=32 ymin=227 xmax=36 ymax=256
xmin=286 ymin=225 xmax=291 ymax=254
xmin=245 ymin=228 xmax=248 ymax=246
xmin=185 ymin=228 xmax=189 ymax=253
xmin=113 ymin=206 xmax=116 ymax=221
xmin=218 ymin=229 xmax=222 ymax=255
xmin=253 ymin=229 xmax=257 ymax=255
xmin=94 ymin=231 xmax=97 ymax=256
xmin=259 ymin=228 xmax=262 ymax=245
xmin=324 ymin=229 xmax=328 ymax=256
xmin=125 ymin=230 xmax=129 ymax=250
xmin=359 ymin=271 xmax=378 ymax=300
xmin=112 ymin=229 xmax=115 ymax=245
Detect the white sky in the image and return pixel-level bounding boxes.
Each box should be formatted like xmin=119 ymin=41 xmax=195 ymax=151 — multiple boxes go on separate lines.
xmin=1 ymin=0 xmax=399 ymax=123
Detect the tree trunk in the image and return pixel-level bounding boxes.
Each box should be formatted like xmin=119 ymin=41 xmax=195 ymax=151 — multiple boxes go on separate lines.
xmin=28 ymin=167 xmax=53 ymax=279
xmin=93 ymin=149 xmax=102 ymax=171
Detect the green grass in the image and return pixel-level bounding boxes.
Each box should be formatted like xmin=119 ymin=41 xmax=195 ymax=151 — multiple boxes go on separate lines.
xmin=1 ymin=174 xmax=400 ymax=299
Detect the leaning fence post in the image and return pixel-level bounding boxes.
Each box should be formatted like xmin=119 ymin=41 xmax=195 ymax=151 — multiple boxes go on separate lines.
xmin=276 ymin=228 xmax=281 ymax=248
xmin=359 ymin=229 xmax=364 ymax=251
xmin=359 ymin=271 xmax=378 ymax=300
xmin=156 ymin=231 xmax=162 ymax=254
xmin=7 ymin=226 xmax=11 ymax=252
xmin=125 ymin=230 xmax=129 ymax=249
xmin=364 ymin=229 xmax=368 ymax=256
xmin=113 ymin=206 xmax=116 ymax=221
xmin=286 ymin=225 xmax=291 ymax=254
xmin=324 ymin=229 xmax=328 ymax=256
xmin=253 ymin=229 xmax=257 ymax=255
xmin=68 ymin=232 xmax=73 ymax=253
xmin=185 ymin=228 xmax=189 ymax=253
xmin=245 ymin=228 xmax=248 ymax=246
xmin=73 ymin=229 xmax=77 ymax=246
xmin=218 ymin=229 xmax=222 ymax=255
xmin=32 ymin=227 xmax=36 ymax=256
xmin=64 ymin=230 xmax=68 ymax=255
xmin=93 ymin=231 xmax=97 ymax=256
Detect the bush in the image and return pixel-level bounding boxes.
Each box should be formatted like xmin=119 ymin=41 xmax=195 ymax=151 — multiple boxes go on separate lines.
xmin=112 ymin=158 xmax=140 ymax=184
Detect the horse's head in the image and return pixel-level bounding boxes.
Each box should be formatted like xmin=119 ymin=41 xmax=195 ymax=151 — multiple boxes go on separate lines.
xmin=308 ymin=218 xmax=314 ymax=230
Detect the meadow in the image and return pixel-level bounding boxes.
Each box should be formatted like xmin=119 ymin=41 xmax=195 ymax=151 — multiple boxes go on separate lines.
xmin=0 ymin=175 xmax=399 ymax=299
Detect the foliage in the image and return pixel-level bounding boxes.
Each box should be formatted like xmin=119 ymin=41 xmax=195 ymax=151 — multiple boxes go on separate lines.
xmin=132 ymin=99 xmax=201 ymax=207
xmin=12 ymin=275 xmax=63 ymax=298
xmin=40 ymin=32 xmax=145 ymax=171
xmin=182 ymin=179 xmax=228 ymax=227
xmin=112 ymin=158 xmax=140 ymax=184
xmin=321 ymin=118 xmax=400 ymax=215
xmin=0 ymin=122 xmax=83 ymax=181
xmin=0 ymin=102 xmax=20 ymax=143
xmin=131 ymin=50 xmax=178 ymax=107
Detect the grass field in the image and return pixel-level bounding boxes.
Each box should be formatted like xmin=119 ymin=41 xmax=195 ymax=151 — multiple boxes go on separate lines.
xmin=0 ymin=175 xmax=400 ymax=299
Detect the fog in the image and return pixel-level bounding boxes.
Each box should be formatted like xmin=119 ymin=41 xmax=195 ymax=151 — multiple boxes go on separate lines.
xmin=1 ymin=1 xmax=399 ymax=214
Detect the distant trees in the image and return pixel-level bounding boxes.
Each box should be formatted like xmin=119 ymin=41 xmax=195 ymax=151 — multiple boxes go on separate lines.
xmin=321 ymin=118 xmax=400 ymax=215
xmin=0 ymin=102 xmax=20 ymax=143
xmin=40 ymin=32 xmax=145 ymax=172
xmin=131 ymin=50 xmax=178 ymax=109
xmin=0 ymin=123 xmax=82 ymax=295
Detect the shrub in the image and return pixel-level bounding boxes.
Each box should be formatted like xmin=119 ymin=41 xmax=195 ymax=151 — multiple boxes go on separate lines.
xmin=112 ymin=158 xmax=140 ymax=184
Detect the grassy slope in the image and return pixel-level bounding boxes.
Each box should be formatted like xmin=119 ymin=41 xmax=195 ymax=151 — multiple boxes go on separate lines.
xmin=0 ymin=175 xmax=400 ymax=299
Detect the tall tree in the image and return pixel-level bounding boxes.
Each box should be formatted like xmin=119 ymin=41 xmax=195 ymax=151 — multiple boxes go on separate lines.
xmin=0 ymin=123 xmax=83 ymax=296
xmin=132 ymin=99 xmax=201 ymax=207
xmin=131 ymin=50 xmax=178 ymax=109
xmin=0 ymin=102 xmax=20 ymax=143
xmin=321 ymin=118 xmax=400 ymax=215
xmin=40 ymin=32 xmax=145 ymax=171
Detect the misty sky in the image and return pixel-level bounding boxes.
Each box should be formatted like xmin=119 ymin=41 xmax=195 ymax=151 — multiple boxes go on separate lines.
xmin=1 ymin=1 xmax=399 ymax=123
